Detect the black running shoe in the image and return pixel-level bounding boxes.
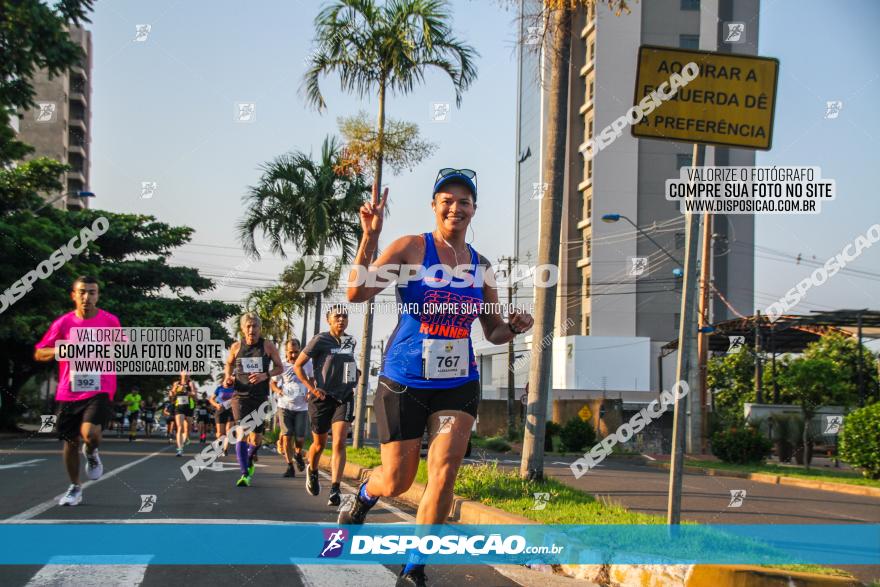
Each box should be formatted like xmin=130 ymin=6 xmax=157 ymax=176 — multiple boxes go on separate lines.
xmin=305 ymin=464 xmax=320 ymax=496
xmin=336 ymin=482 xmax=376 ymax=525
xmin=327 ymin=485 xmax=341 ymax=507
xmin=283 ymin=463 xmax=295 ymax=478
xmin=396 ymin=567 xmax=427 ymax=587
xmin=294 ymin=451 xmax=305 ymax=472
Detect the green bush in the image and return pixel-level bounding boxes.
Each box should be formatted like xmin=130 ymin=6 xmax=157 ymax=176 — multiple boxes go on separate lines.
xmin=559 ymin=417 xmax=596 ymax=453
xmin=711 ymin=426 xmax=772 ymax=464
xmin=545 ymin=421 xmax=562 ymax=452
xmin=840 ymin=403 xmax=880 ymax=479
xmin=472 ymin=435 xmax=512 ymax=453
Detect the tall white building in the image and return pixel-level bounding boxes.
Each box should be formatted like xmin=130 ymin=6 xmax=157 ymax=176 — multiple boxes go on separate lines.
xmin=478 ymin=0 xmax=757 ymax=399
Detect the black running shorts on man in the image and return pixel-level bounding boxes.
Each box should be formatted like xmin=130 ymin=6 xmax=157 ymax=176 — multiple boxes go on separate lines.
xmin=231 ymin=337 xmax=272 ymax=434
xmin=55 ymin=394 xmax=112 ymax=442
xmin=308 ymin=396 xmax=354 ymax=435
xmin=301 ymin=331 xmax=358 ymax=435
xmin=373 ymin=375 xmax=479 ymax=443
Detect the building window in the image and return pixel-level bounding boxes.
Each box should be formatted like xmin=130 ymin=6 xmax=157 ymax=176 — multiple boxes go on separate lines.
xmin=588 ymin=79 xmax=594 ymax=102
xmin=676 ymin=153 xmax=692 ymax=169
xmin=674 ymin=231 xmax=685 ymax=250
xmin=588 ymin=40 xmax=595 ymax=63
xmin=679 ymin=34 xmax=699 ymax=49
xmin=587 ymin=159 xmax=593 ymax=179
xmin=587 ymin=118 xmax=593 ymax=138
xmin=583 ymin=315 xmax=590 ymax=335
xmin=680 ymin=0 xmax=700 ymax=10
xmin=585 ymin=277 xmax=591 ymax=298
xmin=586 ymin=196 xmax=592 ymax=219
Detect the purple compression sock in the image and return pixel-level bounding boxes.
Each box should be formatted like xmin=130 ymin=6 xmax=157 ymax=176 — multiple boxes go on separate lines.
xmin=236 ymin=441 xmax=249 ymax=475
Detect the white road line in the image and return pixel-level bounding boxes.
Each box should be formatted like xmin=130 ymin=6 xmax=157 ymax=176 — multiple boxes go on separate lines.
xmin=0 ymin=458 xmax=46 ymax=470
xmin=318 ymin=470 xmax=416 ymax=522
xmin=3 ymin=518 xmax=409 ymax=525
xmin=641 ymin=453 xmax=656 ymax=461
xmin=296 ymin=563 xmax=398 ymax=586
xmin=25 ymin=555 xmax=152 ymax=586
xmin=6 ymin=447 xmax=169 ymax=522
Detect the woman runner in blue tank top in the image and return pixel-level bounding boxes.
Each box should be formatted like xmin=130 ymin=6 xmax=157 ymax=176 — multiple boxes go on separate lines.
xmin=339 ymin=168 xmax=534 ymax=585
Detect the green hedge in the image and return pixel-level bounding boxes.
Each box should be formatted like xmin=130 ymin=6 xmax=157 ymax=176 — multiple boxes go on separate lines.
xmin=840 ymin=403 xmax=880 ymax=479
xmin=711 ymin=426 xmax=772 ymax=464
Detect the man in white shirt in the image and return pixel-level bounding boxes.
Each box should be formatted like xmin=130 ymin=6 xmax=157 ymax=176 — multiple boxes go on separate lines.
xmin=271 ymin=338 xmax=313 ymax=478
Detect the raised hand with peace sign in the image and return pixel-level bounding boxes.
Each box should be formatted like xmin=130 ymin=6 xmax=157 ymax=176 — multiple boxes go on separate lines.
xmin=359 ymin=186 xmax=389 ymax=239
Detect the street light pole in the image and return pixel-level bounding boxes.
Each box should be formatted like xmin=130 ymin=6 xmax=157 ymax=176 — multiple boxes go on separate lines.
xmin=601 ymin=214 xmax=682 ymax=268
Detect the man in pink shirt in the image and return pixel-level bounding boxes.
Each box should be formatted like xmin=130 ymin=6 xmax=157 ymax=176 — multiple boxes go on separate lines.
xmin=34 ymin=275 xmax=121 ymax=506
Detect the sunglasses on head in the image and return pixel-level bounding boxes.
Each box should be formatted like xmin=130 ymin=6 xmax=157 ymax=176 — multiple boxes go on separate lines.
xmin=436 ymin=168 xmax=477 ymax=183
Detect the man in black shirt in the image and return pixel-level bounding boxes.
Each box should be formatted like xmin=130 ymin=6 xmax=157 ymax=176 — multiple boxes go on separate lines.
xmin=295 ymin=304 xmax=359 ymax=506
xmin=223 ymin=312 xmax=283 ymax=487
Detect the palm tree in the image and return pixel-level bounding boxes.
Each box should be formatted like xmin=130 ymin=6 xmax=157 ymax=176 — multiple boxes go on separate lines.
xmin=238 ymin=136 xmax=370 ymax=337
xmin=519 ymin=0 xmax=629 ymax=481
xmin=303 ymin=0 xmax=477 ymax=447
xmin=243 ymin=285 xmax=306 ymax=342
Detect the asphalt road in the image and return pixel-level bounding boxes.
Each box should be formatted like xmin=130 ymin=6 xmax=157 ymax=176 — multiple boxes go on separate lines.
xmin=0 ymin=436 xmax=565 ymax=587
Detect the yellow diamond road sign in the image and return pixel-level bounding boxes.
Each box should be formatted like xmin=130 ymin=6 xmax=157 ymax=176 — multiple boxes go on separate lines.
xmin=632 ymin=45 xmax=779 ymax=150
xmin=578 ymin=405 xmax=593 ymax=423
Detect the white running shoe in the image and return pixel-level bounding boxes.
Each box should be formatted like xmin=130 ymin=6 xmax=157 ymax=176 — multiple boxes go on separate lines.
xmin=59 ymin=484 xmax=83 ymax=506
xmin=83 ymin=445 xmax=103 ymax=480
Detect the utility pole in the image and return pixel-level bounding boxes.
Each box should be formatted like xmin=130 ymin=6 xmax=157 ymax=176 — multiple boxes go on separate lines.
xmin=500 ymin=255 xmax=519 ymax=437
xmin=755 ymin=310 xmax=763 ymax=404
xmin=695 ymin=214 xmax=713 ymax=454
xmin=667 ymin=143 xmax=703 ymax=525
xmin=353 ymin=336 xmax=384 ymax=449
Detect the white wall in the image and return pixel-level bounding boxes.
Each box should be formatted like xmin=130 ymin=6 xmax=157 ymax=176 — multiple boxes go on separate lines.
xmin=552 ymin=335 xmax=651 ymax=391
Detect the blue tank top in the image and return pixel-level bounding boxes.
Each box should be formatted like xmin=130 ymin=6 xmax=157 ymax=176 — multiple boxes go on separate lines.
xmin=381 ymin=232 xmax=483 ymax=388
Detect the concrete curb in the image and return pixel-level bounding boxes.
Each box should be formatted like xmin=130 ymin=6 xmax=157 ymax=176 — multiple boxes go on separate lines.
xmin=646 ymin=460 xmax=880 ymax=498
xmin=317 ymin=455 xmax=860 ymax=586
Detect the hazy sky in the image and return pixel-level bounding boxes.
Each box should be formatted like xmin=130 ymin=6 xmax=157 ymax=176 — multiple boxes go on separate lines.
xmin=86 ymin=0 xmax=880 ymax=349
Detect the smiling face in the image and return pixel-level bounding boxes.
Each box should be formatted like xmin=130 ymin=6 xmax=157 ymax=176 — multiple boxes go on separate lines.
xmin=432 ymin=183 xmax=476 ymax=234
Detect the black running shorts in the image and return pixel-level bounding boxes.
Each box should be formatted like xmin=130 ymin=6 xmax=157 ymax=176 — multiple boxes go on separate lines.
xmin=373 ymin=375 xmax=479 ymax=443
xmin=231 ymin=395 xmax=268 ymax=434
xmin=308 ymin=395 xmax=354 ymax=435
xmin=55 ymin=394 xmax=112 ymax=442
xmin=214 ymin=408 xmax=233 ymax=425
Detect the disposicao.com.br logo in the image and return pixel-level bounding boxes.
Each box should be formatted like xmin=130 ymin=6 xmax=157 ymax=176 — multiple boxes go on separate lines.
xmin=318 ymin=528 xmax=348 ymax=558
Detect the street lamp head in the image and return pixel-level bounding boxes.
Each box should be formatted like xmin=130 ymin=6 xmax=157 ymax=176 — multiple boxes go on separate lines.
xmin=672 ymin=267 xmax=684 ymax=278
xmin=601 ymin=213 xmax=621 ymax=223
xmin=76 ymin=191 xmax=96 ymax=198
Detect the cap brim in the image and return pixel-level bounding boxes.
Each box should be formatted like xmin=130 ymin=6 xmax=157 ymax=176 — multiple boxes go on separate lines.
xmin=433 ymin=174 xmax=477 ymax=198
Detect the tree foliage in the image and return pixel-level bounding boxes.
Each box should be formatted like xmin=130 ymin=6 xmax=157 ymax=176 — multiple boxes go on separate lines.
xmin=0 ymin=207 xmax=239 ymax=429
xmin=0 ymin=0 xmax=94 ymax=165
xmin=302 ymin=0 xmax=478 ymax=111
xmin=336 ymin=111 xmax=436 ymax=179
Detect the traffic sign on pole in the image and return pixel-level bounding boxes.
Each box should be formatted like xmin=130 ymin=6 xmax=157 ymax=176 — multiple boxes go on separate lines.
xmin=632 ymin=46 xmax=779 ymax=150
